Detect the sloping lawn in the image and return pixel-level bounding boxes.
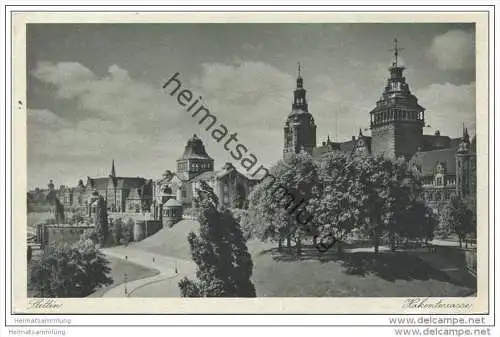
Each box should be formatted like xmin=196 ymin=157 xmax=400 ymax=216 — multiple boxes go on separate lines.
xmin=132 ymin=220 xmax=198 ymax=261
xmin=130 ymin=220 xmax=474 ymax=297
xmin=88 ymin=256 xmax=160 ymax=297
xmin=251 ymin=244 xmax=475 ymax=297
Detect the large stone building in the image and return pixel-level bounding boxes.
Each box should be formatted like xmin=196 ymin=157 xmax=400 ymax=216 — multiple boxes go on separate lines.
xmin=284 ymin=40 xmax=476 ymax=211
xmin=151 ymin=134 xmax=259 ymax=218
xmin=28 ymin=161 xmax=154 ymax=215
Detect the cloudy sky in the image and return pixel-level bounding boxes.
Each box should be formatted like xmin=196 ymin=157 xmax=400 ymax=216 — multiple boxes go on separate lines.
xmin=27 ymin=23 xmax=475 ymax=190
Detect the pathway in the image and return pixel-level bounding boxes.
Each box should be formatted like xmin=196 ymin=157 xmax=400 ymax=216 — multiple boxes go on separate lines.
xmin=101 ymin=246 xmax=196 ymax=297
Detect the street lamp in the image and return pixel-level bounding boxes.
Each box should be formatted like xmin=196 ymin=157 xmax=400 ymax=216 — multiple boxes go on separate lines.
xmin=144 ymin=210 xmax=148 ymax=238
xmin=124 ymin=273 xmax=128 ymax=295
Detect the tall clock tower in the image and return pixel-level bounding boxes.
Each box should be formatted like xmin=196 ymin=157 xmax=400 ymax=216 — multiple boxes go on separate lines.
xmin=369 ymin=39 xmax=425 ymax=159
xmin=283 ymin=64 xmax=317 ymax=160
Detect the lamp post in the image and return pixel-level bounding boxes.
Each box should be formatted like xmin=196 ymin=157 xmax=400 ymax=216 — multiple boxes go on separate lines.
xmin=124 ymin=273 xmax=128 ymax=296
xmin=144 ymin=210 xmax=148 ymax=238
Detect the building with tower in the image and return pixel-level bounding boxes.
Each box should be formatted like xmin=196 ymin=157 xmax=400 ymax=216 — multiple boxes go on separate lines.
xmin=287 ymin=39 xmax=476 ymax=213
xmin=369 ymin=39 xmax=426 ymax=160
xmin=151 ymin=134 xmax=259 ymax=218
xmin=283 ymin=63 xmax=317 ymax=159
xmin=28 ymin=161 xmax=154 ymax=215
xmin=176 ymin=134 xmax=214 ymax=181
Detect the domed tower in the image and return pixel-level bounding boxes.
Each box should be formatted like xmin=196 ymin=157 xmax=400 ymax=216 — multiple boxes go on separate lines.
xmin=283 ymin=63 xmax=317 ymax=160
xmin=177 ymin=134 xmax=214 ymax=180
xmin=456 ymin=125 xmax=476 ymax=199
xmin=369 ymin=39 xmax=425 ymax=159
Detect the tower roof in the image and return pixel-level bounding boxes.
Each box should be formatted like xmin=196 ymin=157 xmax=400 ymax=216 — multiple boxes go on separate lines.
xmin=291 ymin=62 xmax=309 ymax=113
xmin=296 ymin=62 xmax=303 ymax=89
xmin=369 ymin=39 xmax=425 ymax=117
xmin=110 ymin=159 xmax=116 ymax=177
xmin=457 ymin=124 xmax=472 ymax=154
xmin=179 ymin=134 xmax=213 ymax=160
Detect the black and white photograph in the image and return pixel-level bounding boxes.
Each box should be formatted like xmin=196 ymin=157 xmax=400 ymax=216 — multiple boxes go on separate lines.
xmin=11 ymin=11 xmax=490 ymax=318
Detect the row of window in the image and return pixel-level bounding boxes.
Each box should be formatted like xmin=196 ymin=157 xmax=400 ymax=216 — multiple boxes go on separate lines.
xmin=371 ymin=109 xmax=423 ymax=125
xmin=178 ymin=161 xmax=212 ymax=172
xmin=422 ymin=177 xmax=456 ymax=187
xmin=423 ymin=190 xmax=456 ymax=201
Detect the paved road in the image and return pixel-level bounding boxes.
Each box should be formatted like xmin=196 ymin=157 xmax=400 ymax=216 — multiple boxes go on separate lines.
xmin=101 ymin=246 xmax=196 ymax=297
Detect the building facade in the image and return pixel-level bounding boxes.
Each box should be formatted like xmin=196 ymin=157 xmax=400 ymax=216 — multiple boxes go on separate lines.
xmin=151 ymin=134 xmax=259 ymax=220
xmin=287 ymin=40 xmax=476 ymax=212
xmin=28 ymin=161 xmax=154 ymax=216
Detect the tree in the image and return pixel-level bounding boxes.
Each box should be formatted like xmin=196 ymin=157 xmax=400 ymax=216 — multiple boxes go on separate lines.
xmin=81 ymin=228 xmax=98 ymax=244
xmin=94 ymin=196 xmax=109 ymax=246
xmin=246 ymin=152 xmax=318 ymax=254
xmin=378 ymin=156 xmax=424 ymax=250
xmin=178 ymin=181 xmax=256 ymax=297
xmin=29 ymin=239 xmax=113 ymax=297
xmin=345 ymin=154 xmax=427 ymax=253
xmin=233 ymin=184 xmax=247 ymax=209
xmin=27 ymin=245 xmax=33 ymax=263
xmin=441 ymin=197 xmax=475 ymax=248
xmin=395 ymin=200 xmax=437 ymax=246
xmin=464 ymin=196 xmax=477 ymax=246
xmin=121 ymin=218 xmax=135 ymax=244
xmin=54 ymin=198 xmax=65 ymax=224
xmin=111 ymin=218 xmax=124 ymax=246
xmin=310 ymin=152 xmax=359 ymax=253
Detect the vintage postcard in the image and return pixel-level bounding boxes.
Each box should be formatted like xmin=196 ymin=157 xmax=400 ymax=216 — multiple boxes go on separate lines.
xmin=10 ymin=10 xmax=490 ymax=315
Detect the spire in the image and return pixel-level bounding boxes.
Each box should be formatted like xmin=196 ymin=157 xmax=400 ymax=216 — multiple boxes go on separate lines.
xmin=463 ymin=126 xmax=470 ymax=142
xmin=359 ymin=128 xmax=363 ymax=137
xmin=110 ymin=159 xmax=116 ymax=177
xmin=296 ymin=62 xmax=303 ymax=89
xmin=327 ymin=134 xmax=331 ymax=143
xmin=389 ymin=38 xmax=404 ymax=67
xmin=457 ymin=124 xmax=471 ymax=154
xmin=292 ymin=62 xmax=308 ymax=112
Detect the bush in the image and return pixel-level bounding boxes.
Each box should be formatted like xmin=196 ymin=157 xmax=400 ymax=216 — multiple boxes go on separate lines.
xmin=178 ymin=181 xmax=256 ymax=297
xmin=80 ymin=228 xmax=98 ymax=244
xmin=110 ymin=218 xmax=123 ymax=246
xmin=121 ymin=218 xmax=134 ymax=244
xmin=232 ymin=209 xmax=254 ymax=240
xmin=183 ymin=208 xmax=200 ymax=218
xmin=28 ymin=239 xmax=113 ymax=297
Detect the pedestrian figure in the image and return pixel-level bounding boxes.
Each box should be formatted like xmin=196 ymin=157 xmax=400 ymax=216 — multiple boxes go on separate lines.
xmin=153 ymin=257 xmax=155 ymax=263
xmin=125 ymin=255 xmax=128 ymax=261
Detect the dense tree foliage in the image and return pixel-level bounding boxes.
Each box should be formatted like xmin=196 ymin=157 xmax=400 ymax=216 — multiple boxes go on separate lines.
xmin=441 ymin=197 xmax=475 ymax=248
xmin=246 ymin=152 xmax=317 ymax=254
xmin=178 ymin=181 xmax=256 ymax=297
xmin=247 ymin=151 xmax=431 ymax=254
xmin=27 ymin=245 xmax=33 ymax=263
xmin=122 ymin=218 xmax=135 ymax=244
xmin=29 ymin=239 xmax=113 ymax=297
xmin=52 ymin=197 xmax=65 ymax=224
xmin=94 ymin=196 xmax=109 ymax=246
xmin=110 ymin=218 xmax=123 ymax=246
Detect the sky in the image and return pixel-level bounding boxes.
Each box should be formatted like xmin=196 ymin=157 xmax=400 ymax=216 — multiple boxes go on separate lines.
xmin=27 ymin=23 xmax=476 ymax=190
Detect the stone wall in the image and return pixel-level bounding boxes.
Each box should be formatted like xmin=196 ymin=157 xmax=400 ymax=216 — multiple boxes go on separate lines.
xmin=37 ymin=224 xmax=95 ymax=248
xmin=372 ymin=122 xmax=422 ymax=159
xmin=133 ymin=220 xmax=162 ymax=241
